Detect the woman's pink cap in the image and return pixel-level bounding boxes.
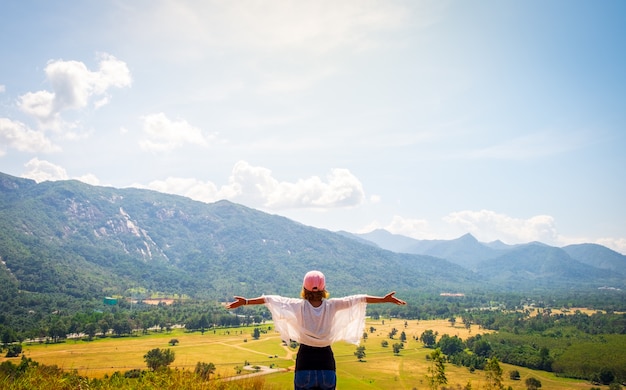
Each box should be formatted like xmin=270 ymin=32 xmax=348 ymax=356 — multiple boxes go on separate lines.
xmin=303 ymin=270 xmax=325 ymax=291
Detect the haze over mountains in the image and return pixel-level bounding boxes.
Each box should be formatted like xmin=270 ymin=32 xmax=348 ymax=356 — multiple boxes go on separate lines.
xmin=0 ymin=171 xmax=624 ymax=311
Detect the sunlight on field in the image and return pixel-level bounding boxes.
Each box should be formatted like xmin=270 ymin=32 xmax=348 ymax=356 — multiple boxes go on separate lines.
xmin=1 ymin=319 xmax=597 ymax=389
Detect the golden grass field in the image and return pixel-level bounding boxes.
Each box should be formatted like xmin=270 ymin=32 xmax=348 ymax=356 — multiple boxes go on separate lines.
xmin=1 ymin=318 xmax=602 ymax=389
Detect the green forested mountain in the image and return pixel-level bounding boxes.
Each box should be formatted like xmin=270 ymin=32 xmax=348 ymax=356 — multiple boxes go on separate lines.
xmin=0 ymin=172 xmax=477 ymax=309
xmin=1 ymin=170 xmax=624 ymax=321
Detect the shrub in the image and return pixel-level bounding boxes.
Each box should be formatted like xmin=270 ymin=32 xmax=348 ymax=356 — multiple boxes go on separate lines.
xmin=5 ymin=344 xmax=22 ymax=358
xmin=143 ymin=348 xmax=175 ymax=371
xmin=124 ymin=368 xmax=142 ymax=378
xmin=195 ymin=361 xmax=215 ymax=380
xmin=525 ymin=377 xmax=542 ymax=390
xmin=509 ymin=369 xmax=521 ymax=380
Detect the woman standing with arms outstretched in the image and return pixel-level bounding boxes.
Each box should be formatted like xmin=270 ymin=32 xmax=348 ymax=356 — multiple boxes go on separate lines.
xmin=226 ymin=270 xmax=406 ymax=390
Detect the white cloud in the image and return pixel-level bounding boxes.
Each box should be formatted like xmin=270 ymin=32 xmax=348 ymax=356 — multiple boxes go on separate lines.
xmin=75 ymin=173 xmax=100 ymax=186
xmin=224 ymin=161 xmax=365 ymax=209
xmin=0 ymin=118 xmax=60 ymax=155
xmin=364 ymin=210 xmax=559 ymax=243
xmin=363 ymin=210 xmax=626 ymax=254
xmin=366 ymin=215 xmax=433 ymax=238
xmin=139 ymin=112 xmax=214 ymax=152
xmin=141 ymin=161 xmax=365 ymax=210
xmin=21 ymin=158 xmax=101 ymax=186
xmin=443 ymin=209 xmax=558 ymax=244
xmin=22 ymin=158 xmax=69 ymax=182
xmin=0 ymin=85 xmax=5 ymax=93
xmin=17 ymin=53 xmax=131 ymax=130
xmin=143 ymin=177 xmax=219 ymax=202
xmin=17 ymin=90 xmax=58 ymax=128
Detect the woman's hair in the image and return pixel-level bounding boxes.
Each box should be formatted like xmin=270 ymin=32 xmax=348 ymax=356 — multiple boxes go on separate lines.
xmin=301 ymin=288 xmax=329 ymax=300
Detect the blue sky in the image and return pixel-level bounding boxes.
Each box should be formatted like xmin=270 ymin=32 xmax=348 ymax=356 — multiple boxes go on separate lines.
xmin=1 ymin=1 xmax=625 ymax=254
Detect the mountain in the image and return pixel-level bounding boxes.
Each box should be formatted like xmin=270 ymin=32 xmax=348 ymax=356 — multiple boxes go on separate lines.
xmin=350 ymin=230 xmax=626 ymax=289
xmin=351 ymin=230 xmax=504 ymax=269
xmin=0 ymin=172 xmax=478 ymax=309
xmin=563 ymin=243 xmax=626 ymax=276
xmin=475 ymin=243 xmax=616 ymax=290
xmin=1 ymin=169 xmax=624 ymax=321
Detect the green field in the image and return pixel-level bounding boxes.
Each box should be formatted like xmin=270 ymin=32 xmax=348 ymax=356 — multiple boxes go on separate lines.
xmin=1 ymin=319 xmax=604 ymax=389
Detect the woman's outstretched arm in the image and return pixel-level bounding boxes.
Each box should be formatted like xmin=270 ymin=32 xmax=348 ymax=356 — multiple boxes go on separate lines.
xmin=365 ymin=291 xmax=406 ymax=305
xmin=225 ymin=296 xmax=266 ymax=309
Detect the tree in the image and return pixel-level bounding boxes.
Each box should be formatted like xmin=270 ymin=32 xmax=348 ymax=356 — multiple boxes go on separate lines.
xmin=112 ymin=319 xmax=132 ymax=337
xmin=426 ymin=348 xmax=447 ymax=390
xmin=525 ymin=377 xmax=542 ymax=390
xmin=400 ymin=331 xmax=407 ymax=343
xmin=471 ymin=338 xmax=492 ymax=358
xmin=437 ymin=334 xmax=464 ymax=356
xmin=5 ymin=344 xmax=22 ymax=358
xmin=84 ymin=323 xmax=97 ymax=340
xmin=1 ymin=327 xmax=18 ymax=346
xmin=98 ymin=319 xmax=110 ymax=337
xmin=144 ymin=348 xmax=175 ymax=371
xmin=169 ymin=338 xmax=179 ymax=346
xmin=195 ymin=361 xmax=216 ymax=380
xmin=420 ymin=329 xmax=437 ymax=348
xmin=538 ymin=346 xmax=552 ymax=371
xmin=49 ymin=320 xmax=67 ymax=343
xmin=484 ymin=357 xmax=504 ymax=390
xmin=463 ymin=316 xmax=472 ymax=332
xmin=252 ymin=327 xmax=261 ymax=340
xmin=596 ymin=368 xmax=615 ymax=385
xmin=392 ymin=343 xmax=403 ymax=355
xmin=354 ymin=346 xmax=366 ymax=361
xmin=198 ymin=314 xmax=209 ymax=335
xmin=509 ymin=370 xmax=521 ymax=380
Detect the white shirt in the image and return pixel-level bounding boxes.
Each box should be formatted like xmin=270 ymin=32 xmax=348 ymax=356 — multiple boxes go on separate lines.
xmin=263 ymin=294 xmax=367 ymax=347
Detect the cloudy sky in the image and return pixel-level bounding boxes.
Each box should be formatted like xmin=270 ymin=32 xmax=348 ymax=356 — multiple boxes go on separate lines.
xmin=1 ymin=1 xmax=625 ymax=254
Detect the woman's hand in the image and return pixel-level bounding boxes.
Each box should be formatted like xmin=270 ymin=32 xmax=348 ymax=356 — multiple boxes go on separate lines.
xmin=366 ymin=291 xmax=407 ymax=305
xmin=384 ymin=291 xmax=406 ymax=305
xmin=226 ymin=296 xmax=247 ymax=309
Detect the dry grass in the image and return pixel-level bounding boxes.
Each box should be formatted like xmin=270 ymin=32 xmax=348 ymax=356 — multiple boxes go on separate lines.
xmin=2 ymin=319 xmax=598 ymax=389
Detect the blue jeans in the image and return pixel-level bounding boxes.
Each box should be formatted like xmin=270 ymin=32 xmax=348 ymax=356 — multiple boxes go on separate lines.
xmin=294 ymin=370 xmax=336 ymax=389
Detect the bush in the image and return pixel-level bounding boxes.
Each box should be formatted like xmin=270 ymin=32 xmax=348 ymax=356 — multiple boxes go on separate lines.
xmin=5 ymin=344 xmax=22 ymax=358
xmin=143 ymin=348 xmax=175 ymax=371
xmin=195 ymin=361 xmax=215 ymax=380
xmin=525 ymin=377 xmax=542 ymax=390
xmin=124 ymin=368 xmax=142 ymax=378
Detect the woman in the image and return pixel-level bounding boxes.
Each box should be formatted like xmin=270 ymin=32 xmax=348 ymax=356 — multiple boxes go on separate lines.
xmin=226 ymin=270 xmax=406 ymax=390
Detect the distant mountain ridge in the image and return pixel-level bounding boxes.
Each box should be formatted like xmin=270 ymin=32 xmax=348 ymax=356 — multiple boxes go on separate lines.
xmin=0 ymin=169 xmax=624 ymax=319
xmin=347 ymin=229 xmax=626 ymax=289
